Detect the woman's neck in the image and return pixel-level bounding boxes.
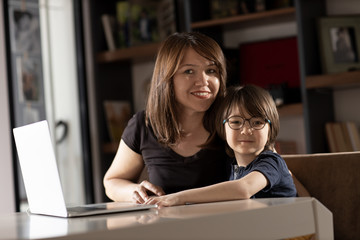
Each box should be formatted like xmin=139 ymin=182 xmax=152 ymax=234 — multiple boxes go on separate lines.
xmin=170 ymin=110 xmax=209 ymax=157
xmin=178 ymin=111 xmax=206 ymax=135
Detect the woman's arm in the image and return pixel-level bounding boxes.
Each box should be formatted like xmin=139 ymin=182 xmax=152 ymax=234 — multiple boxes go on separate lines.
xmin=103 ymin=139 xmax=165 ymax=203
xmin=145 ymin=171 xmax=268 ymax=207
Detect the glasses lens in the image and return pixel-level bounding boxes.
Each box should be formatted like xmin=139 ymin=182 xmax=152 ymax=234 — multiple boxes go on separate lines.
xmin=250 ymin=117 xmax=266 ymax=130
xmin=228 ymin=116 xmax=244 ymax=129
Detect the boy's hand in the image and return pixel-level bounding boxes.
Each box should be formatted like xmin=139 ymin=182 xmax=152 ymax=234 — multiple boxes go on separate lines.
xmin=144 ymin=193 xmax=183 ymax=207
xmin=132 ymin=180 xmax=165 ymax=204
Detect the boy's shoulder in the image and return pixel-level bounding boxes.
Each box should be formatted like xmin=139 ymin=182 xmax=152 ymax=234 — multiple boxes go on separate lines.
xmin=258 ymin=150 xmax=282 ymax=160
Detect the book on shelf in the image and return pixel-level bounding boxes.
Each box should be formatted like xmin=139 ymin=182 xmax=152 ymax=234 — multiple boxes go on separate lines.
xmin=340 ymin=122 xmax=354 ymax=152
xmin=101 ymin=14 xmax=117 ymax=51
xmin=210 ymin=0 xmax=239 ymax=19
xmin=333 ymin=122 xmax=349 ymax=151
xmin=255 ymin=0 xmax=266 ymax=12
xmin=129 ymin=0 xmax=160 ymax=46
xmin=325 ymin=123 xmax=337 ymax=152
xmin=103 ymin=100 xmax=132 ymax=143
xmin=239 ymin=37 xmax=300 ymax=90
xmin=115 ymin=0 xmax=176 ymax=48
xmin=343 ymin=122 xmax=360 ymax=151
xmin=116 ymin=1 xmax=130 ymax=48
xmin=325 ymin=121 xmax=360 ymax=152
xmin=266 ymin=0 xmax=293 ymax=10
xmin=209 ymin=0 xmax=292 ymax=19
xmin=157 ymin=0 xmax=176 ymax=41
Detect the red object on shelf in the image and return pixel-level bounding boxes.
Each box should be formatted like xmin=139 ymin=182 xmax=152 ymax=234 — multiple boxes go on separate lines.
xmin=239 ymin=36 xmax=300 ymax=88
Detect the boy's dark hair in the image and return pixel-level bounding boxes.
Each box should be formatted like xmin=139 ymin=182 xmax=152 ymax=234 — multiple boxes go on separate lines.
xmin=216 ymin=84 xmax=280 ymax=157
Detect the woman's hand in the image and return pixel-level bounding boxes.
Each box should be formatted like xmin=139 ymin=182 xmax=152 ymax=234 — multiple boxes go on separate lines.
xmin=144 ymin=193 xmax=183 ymax=207
xmin=133 ymin=180 xmax=165 ymax=204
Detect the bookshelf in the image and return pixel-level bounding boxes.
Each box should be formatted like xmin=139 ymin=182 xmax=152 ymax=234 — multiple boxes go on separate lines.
xmin=84 ymin=0 xmax=360 ymax=201
xmin=95 ymin=5 xmax=303 ymax=118
xmin=95 ymin=5 xmax=303 ymax=155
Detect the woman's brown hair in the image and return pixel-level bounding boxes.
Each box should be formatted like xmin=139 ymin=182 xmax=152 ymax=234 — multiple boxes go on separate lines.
xmin=145 ymin=32 xmax=227 ymax=147
xmin=216 ymin=85 xmax=280 ymax=157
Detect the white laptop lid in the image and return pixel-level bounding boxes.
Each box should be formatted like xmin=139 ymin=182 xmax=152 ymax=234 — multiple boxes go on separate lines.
xmin=13 ymin=120 xmax=69 ymax=217
xmin=13 ymin=120 xmax=157 ymax=218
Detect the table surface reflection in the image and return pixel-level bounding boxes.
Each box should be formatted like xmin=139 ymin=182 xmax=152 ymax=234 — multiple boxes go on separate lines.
xmin=0 ymin=197 xmax=333 ymax=240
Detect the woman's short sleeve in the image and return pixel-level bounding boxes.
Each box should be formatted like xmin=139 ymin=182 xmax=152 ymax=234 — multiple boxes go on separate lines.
xmin=121 ymin=111 xmax=145 ymax=154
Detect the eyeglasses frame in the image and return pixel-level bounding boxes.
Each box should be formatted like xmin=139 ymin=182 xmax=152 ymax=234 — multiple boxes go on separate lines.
xmin=222 ymin=116 xmax=271 ymax=130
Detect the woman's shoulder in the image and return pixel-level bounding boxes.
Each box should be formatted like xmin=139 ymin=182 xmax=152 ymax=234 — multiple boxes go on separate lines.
xmin=132 ymin=110 xmax=146 ymax=121
xmin=122 ymin=111 xmax=147 ymax=138
xmin=126 ymin=110 xmax=146 ymax=127
xmin=122 ymin=110 xmax=154 ymax=153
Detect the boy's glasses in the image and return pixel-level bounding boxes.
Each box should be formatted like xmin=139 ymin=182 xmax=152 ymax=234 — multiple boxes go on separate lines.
xmin=223 ymin=116 xmax=271 ymax=130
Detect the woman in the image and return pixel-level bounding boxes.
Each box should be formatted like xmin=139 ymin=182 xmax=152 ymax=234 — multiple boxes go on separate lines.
xmin=104 ymin=32 xmax=309 ymax=204
xmin=103 ymin=32 xmax=229 ymax=203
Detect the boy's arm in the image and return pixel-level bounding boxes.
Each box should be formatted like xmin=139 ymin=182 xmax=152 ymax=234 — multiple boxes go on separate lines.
xmin=145 ymin=171 xmax=268 ymax=207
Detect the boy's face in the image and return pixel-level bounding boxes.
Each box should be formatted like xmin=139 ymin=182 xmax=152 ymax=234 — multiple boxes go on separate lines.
xmin=224 ymin=107 xmax=269 ymax=162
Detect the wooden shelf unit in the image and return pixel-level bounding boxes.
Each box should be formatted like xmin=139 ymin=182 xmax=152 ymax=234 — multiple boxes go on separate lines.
xmin=92 ymin=0 xmax=356 ymax=171
xmin=96 ymin=42 xmax=161 ymax=63
xmin=96 ymin=7 xmax=296 ymax=64
xmin=278 ymin=103 xmax=303 ymax=117
xmin=191 ymin=7 xmax=296 ymax=29
xmin=306 ymin=71 xmax=360 ymax=89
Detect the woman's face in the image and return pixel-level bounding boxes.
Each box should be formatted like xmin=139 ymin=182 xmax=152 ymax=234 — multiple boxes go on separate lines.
xmin=172 ymin=48 xmax=220 ymax=115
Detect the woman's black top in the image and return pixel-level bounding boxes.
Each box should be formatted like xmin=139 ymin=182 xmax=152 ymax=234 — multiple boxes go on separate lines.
xmin=122 ymin=111 xmax=228 ymax=194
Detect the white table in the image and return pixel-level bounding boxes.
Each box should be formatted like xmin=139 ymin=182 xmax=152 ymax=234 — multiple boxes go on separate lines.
xmin=0 ymin=197 xmax=333 ymax=240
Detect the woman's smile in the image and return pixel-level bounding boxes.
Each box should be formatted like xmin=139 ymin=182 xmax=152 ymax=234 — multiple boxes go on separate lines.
xmin=191 ymin=91 xmax=212 ymax=99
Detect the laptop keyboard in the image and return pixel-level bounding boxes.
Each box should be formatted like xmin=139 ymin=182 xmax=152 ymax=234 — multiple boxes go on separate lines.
xmin=67 ymin=205 xmax=107 ymax=213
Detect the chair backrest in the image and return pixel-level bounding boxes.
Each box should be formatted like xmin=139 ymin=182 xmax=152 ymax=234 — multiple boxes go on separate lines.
xmin=283 ymin=151 xmax=360 ymax=240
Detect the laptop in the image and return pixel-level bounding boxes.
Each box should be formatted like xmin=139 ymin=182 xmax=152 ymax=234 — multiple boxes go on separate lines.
xmin=13 ymin=120 xmax=157 ymax=218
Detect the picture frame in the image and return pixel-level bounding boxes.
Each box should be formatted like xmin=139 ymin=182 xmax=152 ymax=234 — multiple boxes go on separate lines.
xmin=318 ymin=16 xmax=360 ymax=74
xmin=16 ymin=56 xmax=41 ymax=103
xmin=9 ymin=5 xmax=41 ymax=54
xmin=7 ymin=0 xmax=45 ymax=127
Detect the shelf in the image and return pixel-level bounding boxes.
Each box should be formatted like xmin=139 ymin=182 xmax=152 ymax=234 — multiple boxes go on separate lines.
xmin=96 ymin=42 xmax=161 ymax=63
xmin=96 ymin=8 xmax=296 ymax=63
xmin=278 ymin=103 xmax=303 ymax=117
xmin=306 ymin=70 xmax=360 ymax=89
xmin=191 ymin=7 xmax=295 ymax=29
